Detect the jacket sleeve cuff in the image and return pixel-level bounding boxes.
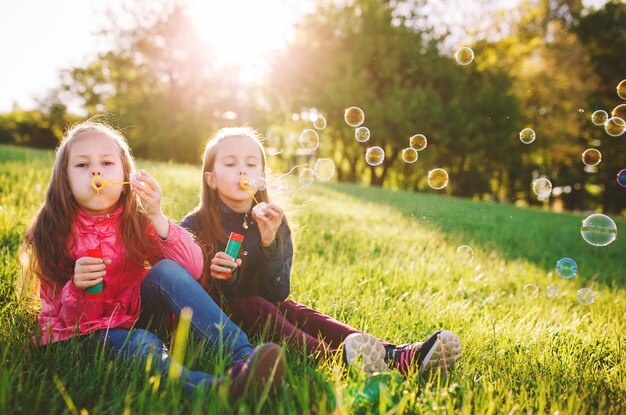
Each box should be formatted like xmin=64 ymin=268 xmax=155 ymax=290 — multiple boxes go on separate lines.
xmin=63 ymin=278 xmax=84 ymax=303
xmin=259 ymin=239 xmax=280 ymax=261
xmin=158 ymin=222 xmax=181 ymax=247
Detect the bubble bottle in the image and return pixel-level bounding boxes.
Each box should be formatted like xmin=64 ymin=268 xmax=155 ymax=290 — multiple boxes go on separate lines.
xmin=84 ymin=248 xmax=105 ymax=300
xmin=225 ymin=232 xmax=245 ymax=273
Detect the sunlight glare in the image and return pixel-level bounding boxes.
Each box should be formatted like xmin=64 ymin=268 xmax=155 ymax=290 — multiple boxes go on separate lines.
xmin=189 ymin=0 xmax=301 ymax=81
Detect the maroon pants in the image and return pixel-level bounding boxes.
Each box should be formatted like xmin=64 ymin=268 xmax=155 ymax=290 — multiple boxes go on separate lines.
xmin=227 ymin=296 xmax=392 ymax=358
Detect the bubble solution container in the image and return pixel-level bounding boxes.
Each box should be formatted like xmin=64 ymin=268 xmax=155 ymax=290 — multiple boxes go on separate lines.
xmin=224 ymin=232 xmax=245 ymax=274
xmin=84 ymin=248 xmax=105 ymax=299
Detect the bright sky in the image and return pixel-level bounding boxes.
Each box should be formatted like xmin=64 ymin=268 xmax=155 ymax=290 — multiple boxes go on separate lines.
xmin=0 ymin=0 xmax=608 ymax=113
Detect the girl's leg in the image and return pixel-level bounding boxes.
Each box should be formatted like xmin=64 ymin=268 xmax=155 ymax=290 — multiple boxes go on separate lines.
xmin=229 ymin=296 xmax=334 ymax=358
xmin=138 ymin=259 xmax=254 ymax=364
xmin=96 ymin=328 xmax=213 ymax=394
xmin=276 ymin=300 xmax=393 ymax=349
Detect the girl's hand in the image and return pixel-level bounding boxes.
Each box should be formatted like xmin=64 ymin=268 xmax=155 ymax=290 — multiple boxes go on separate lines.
xmin=133 ymin=169 xmax=170 ymax=239
xmin=210 ymin=251 xmax=242 ymax=280
xmin=252 ymin=203 xmax=284 ymax=247
xmin=73 ymin=256 xmax=112 ymax=290
xmin=132 ymin=169 xmax=162 ymax=219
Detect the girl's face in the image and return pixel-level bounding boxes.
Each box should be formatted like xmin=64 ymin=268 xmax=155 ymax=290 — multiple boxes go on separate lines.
xmin=206 ymin=136 xmax=264 ymax=209
xmin=67 ymin=133 xmax=126 ymax=215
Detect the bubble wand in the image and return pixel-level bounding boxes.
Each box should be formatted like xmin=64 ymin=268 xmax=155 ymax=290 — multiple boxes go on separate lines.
xmin=239 ymin=178 xmax=268 ymax=229
xmin=91 ymin=176 xmax=132 ymax=193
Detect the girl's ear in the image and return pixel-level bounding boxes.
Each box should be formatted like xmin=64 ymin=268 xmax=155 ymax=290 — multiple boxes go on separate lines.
xmin=204 ymin=171 xmax=217 ymax=190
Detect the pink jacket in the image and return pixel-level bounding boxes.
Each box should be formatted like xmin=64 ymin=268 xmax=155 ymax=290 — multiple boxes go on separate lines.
xmin=37 ymin=205 xmax=203 ymax=345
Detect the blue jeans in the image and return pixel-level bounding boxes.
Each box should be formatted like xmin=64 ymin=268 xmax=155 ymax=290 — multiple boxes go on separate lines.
xmin=95 ymin=259 xmax=254 ymax=394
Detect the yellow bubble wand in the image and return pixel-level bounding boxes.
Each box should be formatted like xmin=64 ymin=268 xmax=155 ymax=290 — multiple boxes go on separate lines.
xmin=91 ymin=176 xmax=132 ymax=193
xmin=239 ymin=178 xmax=260 ymax=204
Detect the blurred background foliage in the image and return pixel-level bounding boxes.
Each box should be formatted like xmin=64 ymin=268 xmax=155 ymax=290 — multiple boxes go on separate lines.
xmin=1 ymin=0 xmax=624 ymax=213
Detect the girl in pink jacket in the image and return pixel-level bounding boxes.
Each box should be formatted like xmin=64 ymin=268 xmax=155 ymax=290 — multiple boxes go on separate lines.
xmin=20 ymin=120 xmax=284 ymax=401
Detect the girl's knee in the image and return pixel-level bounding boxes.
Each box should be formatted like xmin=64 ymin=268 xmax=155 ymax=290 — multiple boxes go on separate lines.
xmin=144 ymin=259 xmax=193 ymax=286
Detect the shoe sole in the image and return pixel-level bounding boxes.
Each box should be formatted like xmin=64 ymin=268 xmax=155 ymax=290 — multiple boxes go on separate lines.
xmin=419 ymin=330 xmax=462 ymax=376
xmin=233 ymin=343 xmax=286 ymax=402
xmin=344 ymin=333 xmax=387 ymax=374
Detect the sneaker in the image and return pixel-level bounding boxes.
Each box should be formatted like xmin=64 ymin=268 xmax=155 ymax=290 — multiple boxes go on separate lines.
xmin=391 ymin=330 xmax=461 ymax=376
xmin=343 ymin=333 xmax=387 ymax=374
xmin=227 ymin=343 xmax=286 ymax=402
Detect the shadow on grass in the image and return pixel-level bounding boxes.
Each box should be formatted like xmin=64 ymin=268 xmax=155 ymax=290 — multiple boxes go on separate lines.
xmin=322 ymin=182 xmax=626 ymax=289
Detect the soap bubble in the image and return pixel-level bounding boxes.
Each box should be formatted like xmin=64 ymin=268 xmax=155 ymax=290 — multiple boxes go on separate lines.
xmin=298 ymin=168 xmax=315 ymax=185
xmin=249 ymin=176 xmax=267 ymax=191
xmin=401 ymin=148 xmax=418 ymax=163
xmin=546 ymin=285 xmax=558 ymax=298
xmin=428 ymin=168 xmax=449 ymax=190
xmin=617 ymin=169 xmax=626 ymax=188
xmin=523 ymin=284 xmax=539 ymax=299
xmin=365 ymin=146 xmax=385 ymax=166
xmin=556 ymin=257 xmax=577 ymax=279
xmin=409 ymin=134 xmax=427 ymax=151
xmin=456 ymin=245 xmax=474 ymax=264
xmin=605 ymin=117 xmax=625 ymax=137
xmin=344 ymin=107 xmax=365 ymax=127
xmin=355 ymin=127 xmax=370 ymax=142
xmin=299 ymin=129 xmax=320 ymax=152
xmin=455 ymin=47 xmax=474 ymax=65
xmin=519 ymin=128 xmax=536 ymax=144
xmin=313 ymin=115 xmax=327 ymax=130
xmin=580 ymin=213 xmax=617 ymax=246
xmin=577 ymin=288 xmax=595 ymax=305
xmin=314 ymin=158 xmax=335 ymax=181
xmin=591 ymin=110 xmax=608 ymax=126
xmin=618 ymin=79 xmax=626 ymax=100
xmin=612 ymin=104 xmax=626 ymax=121
xmin=532 ymin=178 xmax=552 ymax=199
xmin=581 ymin=149 xmax=602 ymax=166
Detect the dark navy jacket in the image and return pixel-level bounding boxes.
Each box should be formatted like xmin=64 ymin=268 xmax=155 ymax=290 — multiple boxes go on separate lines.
xmin=180 ymin=202 xmax=293 ymax=304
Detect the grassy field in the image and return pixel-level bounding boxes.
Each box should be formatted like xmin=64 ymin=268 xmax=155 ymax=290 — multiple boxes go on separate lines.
xmin=1 ymin=144 xmax=625 ymax=414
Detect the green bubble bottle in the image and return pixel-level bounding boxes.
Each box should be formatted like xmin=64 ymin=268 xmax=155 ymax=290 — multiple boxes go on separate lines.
xmin=84 ymin=248 xmax=105 ymax=300
xmin=224 ymin=232 xmax=244 ymax=271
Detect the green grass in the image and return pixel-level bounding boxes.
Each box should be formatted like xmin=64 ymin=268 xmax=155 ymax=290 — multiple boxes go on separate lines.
xmin=1 ymin=144 xmax=625 ymax=414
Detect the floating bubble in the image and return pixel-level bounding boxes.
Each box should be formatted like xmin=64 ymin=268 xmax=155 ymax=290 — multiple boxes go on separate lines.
xmin=298 ymin=168 xmax=315 ymax=185
xmin=299 ymin=129 xmax=320 ymax=152
xmin=313 ymin=115 xmax=327 ymax=130
xmin=249 ymin=176 xmax=267 ymax=191
xmin=428 ymin=168 xmax=449 ymax=190
xmin=577 ymin=288 xmax=595 ymax=305
xmin=355 ymin=127 xmax=370 ymax=142
xmin=580 ymin=213 xmax=617 ymax=246
xmin=455 ymin=47 xmax=474 ymax=65
xmin=546 ymin=285 xmax=558 ymax=298
xmin=532 ymin=178 xmax=552 ymax=199
xmin=314 ymin=158 xmax=335 ymax=181
xmin=401 ymin=148 xmax=418 ymax=163
xmin=556 ymin=258 xmax=577 ymax=279
xmin=519 ymin=128 xmax=536 ymax=144
xmin=456 ymin=245 xmax=474 ymax=264
xmin=581 ymin=149 xmax=602 ymax=167
xmin=618 ymin=79 xmax=626 ymax=100
xmin=365 ymin=146 xmax=385 ymax=166
xmin=612 ymin=104 xmax=626 ymax=121
xmin=617 ymin=169 xmax=626 ymax=188
xmin=605 ymin=117 xmax=626 ymax=137
xmin=523 ymin=284 xmax=539 ymax=299
xmin=409 ymin=134 xmax=427 ymax=151
xmin=591 ymin=110 xmax=608 ymax=126
xmin=344 ymin=107 xmax=365 ymax=127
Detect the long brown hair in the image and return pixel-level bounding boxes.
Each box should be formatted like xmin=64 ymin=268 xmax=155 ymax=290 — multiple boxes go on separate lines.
xmin=189 ymin=127 xmax=292 ymax=292
xmin=20 ymin=120 xmax=159 ymax=291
